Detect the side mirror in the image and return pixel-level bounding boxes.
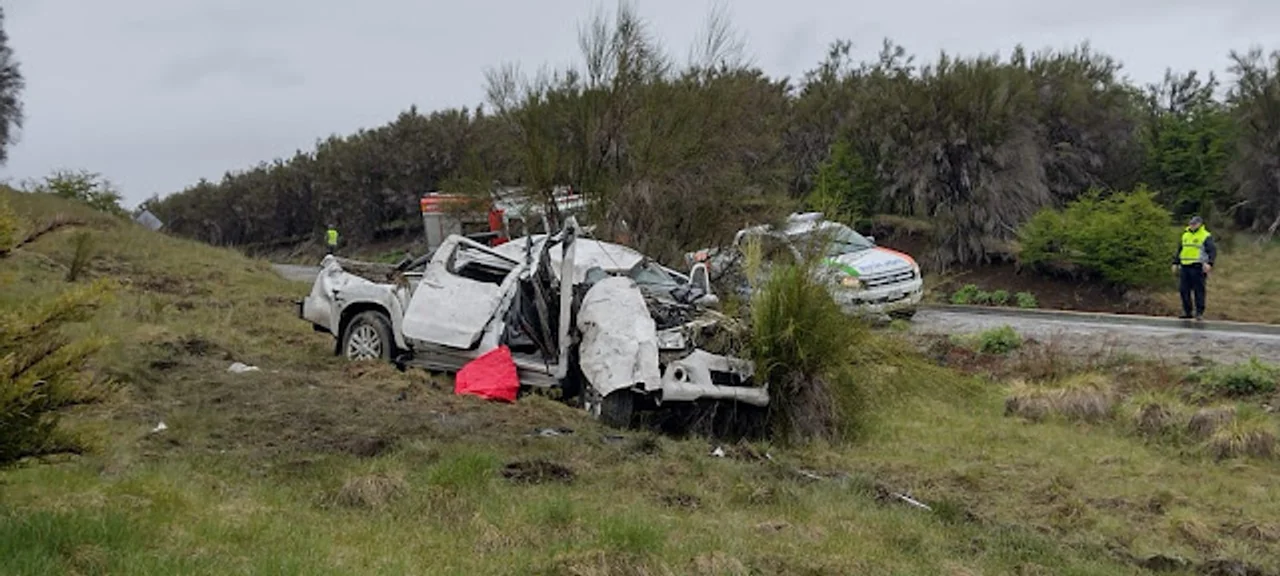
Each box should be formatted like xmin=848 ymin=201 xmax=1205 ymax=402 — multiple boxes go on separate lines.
xmin=689 ymin=262 xmax=712 ymax=296
xmin=866 ymin=235 xmax=876 ymax=244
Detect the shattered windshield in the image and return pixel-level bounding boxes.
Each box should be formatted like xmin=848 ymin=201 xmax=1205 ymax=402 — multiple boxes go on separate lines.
xmin=626 ymin=260 xmax=706 ymax=305
xmin=628 ymin=261 xmax=680 ymax=290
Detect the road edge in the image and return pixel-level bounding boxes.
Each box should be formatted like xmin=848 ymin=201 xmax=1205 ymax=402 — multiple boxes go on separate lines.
xmin=919 ymin=304 xmax=1280 ymax=337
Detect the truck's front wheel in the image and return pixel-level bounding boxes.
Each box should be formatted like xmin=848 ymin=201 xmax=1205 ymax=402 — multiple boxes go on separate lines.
xmin=341 ymin=311 xmax=394 ymax=362
xmin=584 ymin=384 xmax=636 ymax=429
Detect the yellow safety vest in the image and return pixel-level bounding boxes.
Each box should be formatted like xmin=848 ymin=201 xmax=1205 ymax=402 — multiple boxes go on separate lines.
xmin=1179 ymin=227 xmax=1210 ymax=265
xmin=326 ymin=229 xmax=338 ymax=246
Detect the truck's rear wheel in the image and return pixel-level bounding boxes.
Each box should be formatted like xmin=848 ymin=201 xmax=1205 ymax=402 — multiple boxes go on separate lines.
xmin=341 ymin=311 xmax=393 ymax=362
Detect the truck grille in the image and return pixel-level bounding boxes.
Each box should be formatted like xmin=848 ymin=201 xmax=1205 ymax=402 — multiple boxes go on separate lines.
xmin=861 ymin=269 xmax=916 ymax=289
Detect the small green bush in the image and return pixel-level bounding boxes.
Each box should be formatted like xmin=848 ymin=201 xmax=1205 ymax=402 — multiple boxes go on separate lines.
xmin=1 ymin=279 xmax=113 ymax=465
xmin=1018 ymin=186 xmax=1173 ymax=288
xmin=977 ymin=326 xmax=1022 ymax=355
xmin=989 ymin=289 xmax=1011 ymax=306
xmin=951 ymin=284 xmax=981 ymax=305
xmin=1015 ymin=291 xmax=1038 ymax=309
xmin=1195 ymin=358 xmax=1279 ymax=398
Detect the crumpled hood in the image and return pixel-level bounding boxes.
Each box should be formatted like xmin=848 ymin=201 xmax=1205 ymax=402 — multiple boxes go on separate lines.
xmin=826 ymin=247 xmax=915 ymax=277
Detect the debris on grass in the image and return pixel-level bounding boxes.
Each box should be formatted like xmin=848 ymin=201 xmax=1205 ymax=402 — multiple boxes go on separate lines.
xmin=227 ymin=362 xmax=260 ymax=374
xmin=872 ymin=483 xmax=933 ymax=511
xmin=333 ymin=472 xmax=409 ymax=509
xmin=501 ymin=460 xmax=575 ymax=485
xmin=527 ymin=427 xmax=574 ymax=438
xmin=659 ymin=492 xmax=701 ymax=510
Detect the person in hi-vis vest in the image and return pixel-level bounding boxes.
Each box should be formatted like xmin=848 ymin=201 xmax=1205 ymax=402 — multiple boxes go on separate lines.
xmin=1170 ymin=215 xmax=1217 ymax=320
xmin=325 ymin=225 xmax=339 ymax=256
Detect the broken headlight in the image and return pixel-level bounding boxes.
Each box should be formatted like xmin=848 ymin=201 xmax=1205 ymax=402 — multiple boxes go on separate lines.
xmin=656 ymin=328 xmax=687 ymax=351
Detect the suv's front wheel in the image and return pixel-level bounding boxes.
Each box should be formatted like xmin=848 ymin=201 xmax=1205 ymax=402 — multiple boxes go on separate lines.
xmin=341 ymin=310 xmax=394 ymax=361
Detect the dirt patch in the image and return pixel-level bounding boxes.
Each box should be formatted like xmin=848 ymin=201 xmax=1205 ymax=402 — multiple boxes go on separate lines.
xmin=501 ymin=460 xmax=575 ymax=485
xmin=136 ymin=274 xmax=212 ymax=297
xmin=659 ymin=492 xmax=701 ymax=510
xmin=345 ymin=435 xmax=396 ymax=458
xmin=929 ymin=262 xmax=1174 ymax=316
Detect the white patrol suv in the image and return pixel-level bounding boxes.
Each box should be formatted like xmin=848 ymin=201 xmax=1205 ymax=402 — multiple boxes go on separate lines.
xmin=688 ymin=212 xmax=924 ymax=319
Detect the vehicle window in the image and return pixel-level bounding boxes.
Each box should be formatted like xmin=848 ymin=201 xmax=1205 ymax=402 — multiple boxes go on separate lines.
xmin=447 ymin=242 xmax=518 ymax=285
xmin=798 ymin=224 xmax=874 ymax=257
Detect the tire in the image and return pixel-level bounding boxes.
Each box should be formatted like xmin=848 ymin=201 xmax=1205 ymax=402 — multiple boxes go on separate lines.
xmin=889 ymin=307 xmax=917 ymax=320
xmin=341 ymin=310 xmax=394 ymax=362
xmin=584 ymin=384 xmax=636 ymax=429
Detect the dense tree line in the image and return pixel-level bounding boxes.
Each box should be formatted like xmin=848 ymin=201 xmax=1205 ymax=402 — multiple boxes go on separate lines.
xmin=145 ymin=4 xmax=1280 ymax=269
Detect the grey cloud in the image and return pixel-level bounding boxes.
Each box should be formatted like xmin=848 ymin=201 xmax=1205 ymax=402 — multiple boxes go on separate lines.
xmin=160 ymin=50 xmax=305 ymax=90
xmin=1 ymin=0 xmax=1278 ymax=205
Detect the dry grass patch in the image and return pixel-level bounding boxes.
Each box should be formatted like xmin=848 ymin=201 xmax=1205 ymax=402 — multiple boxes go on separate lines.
xmin=1125 ymin=391 xmax=1190 ymax=437
xmin=1188 ymin=406 xmax=1237 ymax=440
xmin=332 ymin=472 xmax=409 ymax=509
xmin=1206 ymin=411 xmax=1278 ymax=460
xmin=1005 ymin=374 xmax=1115 ymax=423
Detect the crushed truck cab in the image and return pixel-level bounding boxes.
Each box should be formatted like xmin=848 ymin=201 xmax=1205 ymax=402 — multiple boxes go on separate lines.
xmin=299 ymin=219 xmax=766 ymax=428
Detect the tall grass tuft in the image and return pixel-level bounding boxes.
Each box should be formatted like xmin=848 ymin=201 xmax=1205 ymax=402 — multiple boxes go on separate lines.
xmin=66 ymin=231 xmax=96 ymax=282
xmin=748 ymin=236 xmax=867 ymax=443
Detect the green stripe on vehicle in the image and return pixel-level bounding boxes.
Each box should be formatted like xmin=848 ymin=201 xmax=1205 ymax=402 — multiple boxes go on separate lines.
xmin=823 ymin=258 xmax=859 ymax=277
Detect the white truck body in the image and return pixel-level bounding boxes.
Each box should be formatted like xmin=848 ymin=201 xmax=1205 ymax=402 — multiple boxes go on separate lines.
xmin=298 ymin=221 xmax=767 ymax=425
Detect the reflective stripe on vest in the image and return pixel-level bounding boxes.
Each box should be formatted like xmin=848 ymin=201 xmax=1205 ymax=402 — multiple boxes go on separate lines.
xmin=1179 ymin=227 xmax=1210 ymax=265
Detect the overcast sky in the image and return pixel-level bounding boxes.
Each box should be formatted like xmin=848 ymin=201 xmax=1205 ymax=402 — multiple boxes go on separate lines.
xmin=1 ymin=0 xmax=1277 ymax=206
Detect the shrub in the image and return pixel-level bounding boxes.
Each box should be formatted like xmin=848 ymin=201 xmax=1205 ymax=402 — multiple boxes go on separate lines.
xmin=1018 ymin=186 xmax=1173 ymax=288
xmin=977 ymin=326 xmax=1022 ymax=355
xmin=1 ymin=279 xmax=113 ymax=464
xmin=989 ymin=289 xmax=1011 ymax=306
xmin=1015 ymin=291 xmax=1038 ymax=309
xmin=1194 ymin=358 xmax=1279 ymax=398
xmin=0 ymin=197 xmax=17 ymax=253
xmin=950 ymin=284 xmax=981 ymax=305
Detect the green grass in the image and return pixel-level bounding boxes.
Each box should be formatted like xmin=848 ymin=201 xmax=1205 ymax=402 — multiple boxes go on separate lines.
xmin=4 ymin=189 xmax=1280 ymax=574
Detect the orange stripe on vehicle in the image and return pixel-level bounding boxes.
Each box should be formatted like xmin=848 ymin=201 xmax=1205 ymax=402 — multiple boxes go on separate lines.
xmin=874 ymin=246 xmax=917 ymax=267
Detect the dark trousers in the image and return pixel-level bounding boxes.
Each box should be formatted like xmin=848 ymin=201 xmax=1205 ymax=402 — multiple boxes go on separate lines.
xmin=1178 ymin=264 xmax=1206 ymax=316
xmin=326 ymin=245 xmax=335 ymax=255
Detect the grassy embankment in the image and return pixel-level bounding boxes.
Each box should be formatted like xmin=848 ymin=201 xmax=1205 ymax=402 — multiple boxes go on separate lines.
xmin=3 ymin=189 xmax=1280 ymax=575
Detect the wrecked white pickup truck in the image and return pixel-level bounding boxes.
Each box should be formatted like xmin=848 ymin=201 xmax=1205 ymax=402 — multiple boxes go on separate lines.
xmin=298 ymin=219 xmax=766 ymax=427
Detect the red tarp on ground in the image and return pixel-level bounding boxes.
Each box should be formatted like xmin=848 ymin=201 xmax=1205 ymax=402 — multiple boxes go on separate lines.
xmin=453 ymin=345 xmax=519 ymax=403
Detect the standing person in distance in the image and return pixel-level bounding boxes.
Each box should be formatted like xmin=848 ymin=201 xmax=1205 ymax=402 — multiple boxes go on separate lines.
xmin=1171 ymin=215 xmax=1216 ymax=321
